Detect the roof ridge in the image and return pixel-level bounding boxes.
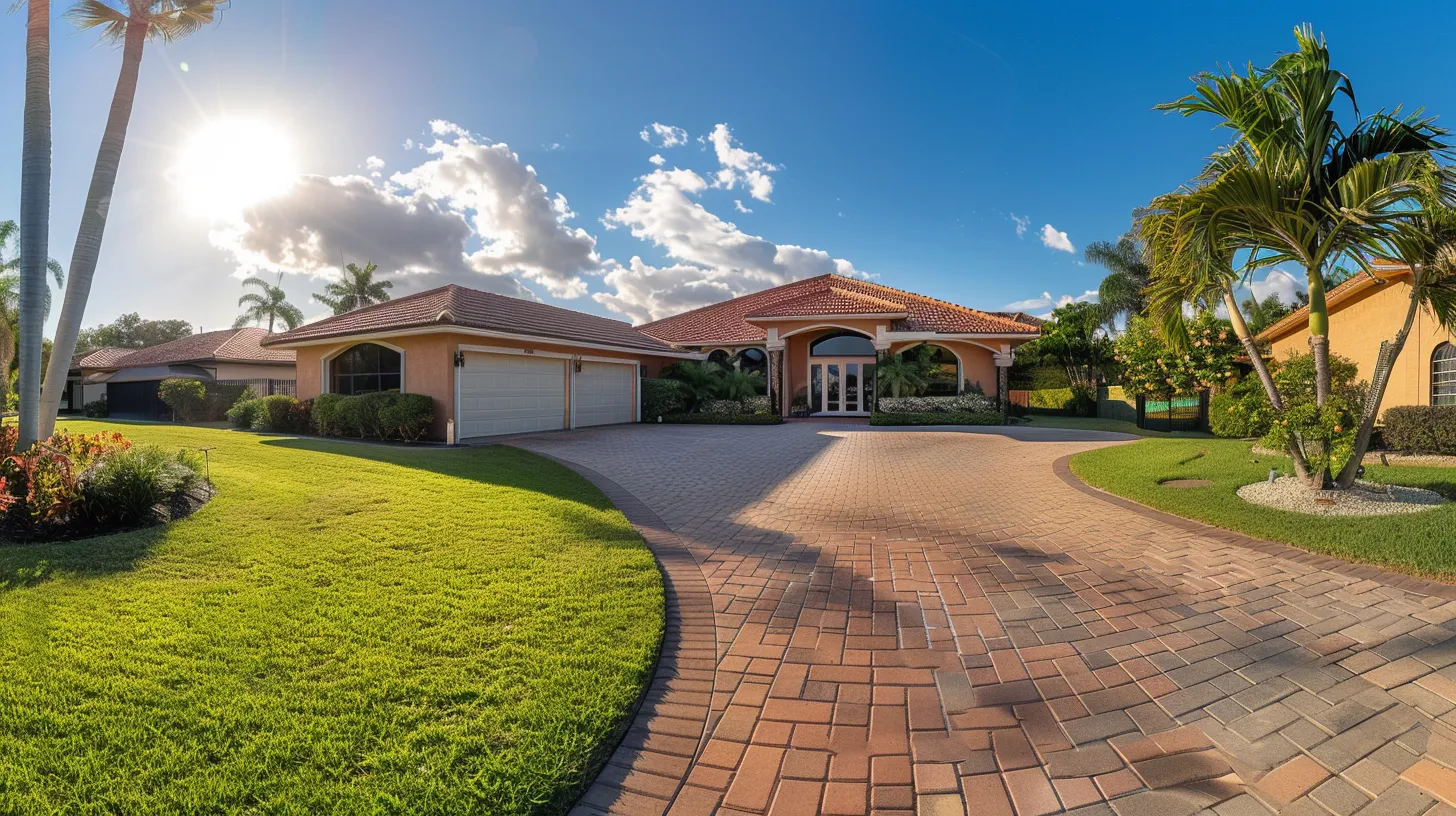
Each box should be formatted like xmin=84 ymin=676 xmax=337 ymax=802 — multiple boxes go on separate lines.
xmin=830 ymin=274 xmax=1038 ymax=331
xmin=639 ymin=274 xmax=834 ymax=329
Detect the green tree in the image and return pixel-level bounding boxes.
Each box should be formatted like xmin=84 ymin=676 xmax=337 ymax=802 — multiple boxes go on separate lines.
xmin=1086 ymin=226 xmax=1151 ymax=326
xmin=313 ymin=262 xmax=393 ymax=315
xmin=1147 ymin=25 xmax=1450 ymax=487
xmin=1240 ymin=294 xmax=1292 ymax=336
xmin=1033 ymin=302 xmax=1114 ymax=392
xmin=38 ymin=0 xmax=229 ymax=440
xmin=1114 ymin=313 xmax=1240 ymax=400
xmin=17 ymin=0 xmax=53 ymax=448
xmin=76 ymin=312 xmax=194 ymax=351
xmin=715 ymin=369 xmax=763 ymax=400
xmin=874 ymin=353 xmax=927 ymax=399
xmin=663 ymin=361 xmax=723 ymax=412
xmin=235 ymin=274 xmax=304 ymax=333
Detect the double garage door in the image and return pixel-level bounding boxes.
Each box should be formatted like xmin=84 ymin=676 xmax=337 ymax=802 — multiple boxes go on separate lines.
xmin=457 ymin=352 xmax=636 ymax=440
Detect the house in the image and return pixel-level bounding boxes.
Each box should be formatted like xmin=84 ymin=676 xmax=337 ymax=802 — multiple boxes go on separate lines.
xmin=74 ymin=328 xmax=298 ymax=420
xmin=262 ymin=274 xmax=1042 ymax=443
xmin=62 ymin=347 xmax=133 ymax=413
xmin=1257 ymin=262 xmax=1456 ymax=410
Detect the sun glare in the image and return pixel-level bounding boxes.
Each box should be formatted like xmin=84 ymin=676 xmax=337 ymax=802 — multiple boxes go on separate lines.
xmin=173 ymin=117 xmax=299 ymax=219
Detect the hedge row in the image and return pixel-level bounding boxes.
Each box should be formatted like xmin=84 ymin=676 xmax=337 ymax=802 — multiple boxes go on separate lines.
xmin=228 ymin=392 xmax=435 ymax=441
xmin=1381 ymin=406 xmax=1456 ymax=455
xmin=878 ymin=394 xmax=996 ymax=414
xmin=657 ymin=413 xmax=782 ymax=425
xmin=869 ymin=412 xmax=1003 ymax=426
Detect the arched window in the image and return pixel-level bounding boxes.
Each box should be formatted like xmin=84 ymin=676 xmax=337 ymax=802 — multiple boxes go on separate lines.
xmin=1434 ymin=343 xmax=1456 ymax=406
xmin=707 ymin=349 xmax=732 ymax=369
xmin=809 ymin=331 xmax=875 ymax=357
xmin=732 ymin=348 xmax=767 ymax=376
xmin=899 ymin=344 xmax=960 ymax=396
xmin=331 ymin=343 xmax=402 ymax=395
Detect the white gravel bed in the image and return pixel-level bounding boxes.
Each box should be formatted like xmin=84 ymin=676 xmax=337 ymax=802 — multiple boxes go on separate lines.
xmin=1237 ymin=476 xmax=1445 ymax=516
xmin=1250 ymin=444 xmax=1456 ymax=468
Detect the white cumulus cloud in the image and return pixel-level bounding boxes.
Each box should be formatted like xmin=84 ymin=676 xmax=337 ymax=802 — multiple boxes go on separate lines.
xmin=1003 ymin=289 xmax=1098 ymax=319
xmin=639 ymin=122 xmax=689 ymax=148
xmin=364 ymin=155 xmax=385 ymax=172
xmin=648 ymin=153 xmax=666 ymax=167
xmin=734 ymin=199 xmax=752 ymax=214
xmin=1248 ymin=269 xmax=1303 ymax=304
xmin=1040 ymin=224 xmax=1075 ymax=254
xmin=704 ymin=123 xmax=778 ymax=202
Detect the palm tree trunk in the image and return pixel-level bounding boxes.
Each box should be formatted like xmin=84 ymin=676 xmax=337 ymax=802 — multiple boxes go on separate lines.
xmin=1333 ymin=275 xmax=1421 ymax=488
xmin=267 ymin=312 xmax=274 ymax=333
xmin=37 ymin=16 xmax=148 ymax=440
xmin=17 ymin=0 xmax=52 ymax=449
xmin=1221 ymin=285 xmax=1312 ymax=479
xmin=1304 ymin=270 xmax=1334 ymax=487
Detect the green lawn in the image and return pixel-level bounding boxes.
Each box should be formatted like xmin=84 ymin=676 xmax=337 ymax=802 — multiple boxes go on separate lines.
xmin=1070 ymin=438 xmax=1456 ymax=580
xmin=1020 ymin=415 xmax=1212 ymax=438
xmin=0 ymin=420 xmax=664 ymax=815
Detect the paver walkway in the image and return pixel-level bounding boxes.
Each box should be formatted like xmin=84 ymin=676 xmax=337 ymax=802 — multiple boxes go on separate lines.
xmin=511 ymin=423 xmax=1456 ymax=816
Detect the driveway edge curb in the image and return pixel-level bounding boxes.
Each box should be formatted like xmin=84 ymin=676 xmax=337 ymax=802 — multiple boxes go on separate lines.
xmin=510 ymin=445 xmax=718 ymax=816
xmin=1052 ymin=452 xmax=1456 ymax=600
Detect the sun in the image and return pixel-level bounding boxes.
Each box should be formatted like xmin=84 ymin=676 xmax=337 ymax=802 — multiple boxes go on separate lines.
xmin=173 ymin=117 xmax=299 ymax=219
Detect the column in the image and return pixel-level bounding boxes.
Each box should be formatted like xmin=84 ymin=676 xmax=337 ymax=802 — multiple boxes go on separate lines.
xmin=994 ymin=346 xmax=1014 ymax=424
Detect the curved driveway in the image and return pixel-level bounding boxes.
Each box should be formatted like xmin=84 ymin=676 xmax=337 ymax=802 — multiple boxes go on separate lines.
xmin=511 ymin=423 xmax=1456 ymax=816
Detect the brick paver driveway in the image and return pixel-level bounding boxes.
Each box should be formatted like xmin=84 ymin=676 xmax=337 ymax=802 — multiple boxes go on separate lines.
xmin=511 ymin=423 xmax=1456 ymax=816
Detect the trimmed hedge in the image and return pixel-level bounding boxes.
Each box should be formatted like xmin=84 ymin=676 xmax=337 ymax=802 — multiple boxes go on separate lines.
xmin=878 ymin=394 xmax=996 ymax=414
xmin=1027 ymin=388 xmax=1075 ymax=411
xmin=869 ymin=412 xmax=1003 ymax=426
xmin=641 ymin=378 xmax=689 ymax=419
xmin=700 ymin=399 xmax=743 ymax=416
xmin=158 ymin=379 xmax=207 ymax=422
xmin=226 ymin=398 xmax=262 ymax=429
xmin=313 ymin=392 xmax=435 ymax=441
xmin=658 ymin=413 xmax=782 ymax=425
xmin=1382 ymin=406 xmax=1456 ymax=455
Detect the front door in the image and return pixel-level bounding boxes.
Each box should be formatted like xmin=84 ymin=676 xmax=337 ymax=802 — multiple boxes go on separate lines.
xmin=809 ymin=359 xmax=875 ymax=415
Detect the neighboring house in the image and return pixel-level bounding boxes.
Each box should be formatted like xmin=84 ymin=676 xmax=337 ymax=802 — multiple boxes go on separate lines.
xmin=62 ymin=347 xmax=134 ymax=413
xmin=1257 ymin=261 xmax=1456 ymax=410
xmin=76 ymin=328 xmax=297 ymax=420
xmin=262 ymin=274 xmax=1042 ymax=443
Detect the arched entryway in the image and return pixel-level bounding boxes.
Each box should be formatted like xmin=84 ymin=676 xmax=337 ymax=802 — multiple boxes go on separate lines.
xmin=807 ymin=331 xmax=877 ymax=415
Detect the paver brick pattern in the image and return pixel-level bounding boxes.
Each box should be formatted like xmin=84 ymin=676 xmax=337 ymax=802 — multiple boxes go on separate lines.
xmin=512 ymin=424 xmax=1456 ymax=816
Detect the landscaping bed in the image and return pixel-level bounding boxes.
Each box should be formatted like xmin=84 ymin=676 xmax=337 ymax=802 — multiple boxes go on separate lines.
xmin=0 ymin=420 xmax=664 ymax=814
xmin=658 ymin=413 xmax=782 ymax=425
xmin=1069 ymin=438 xmax=1456 ymax=579
xmin=869 ymin=411 xmax=1002 ymax=426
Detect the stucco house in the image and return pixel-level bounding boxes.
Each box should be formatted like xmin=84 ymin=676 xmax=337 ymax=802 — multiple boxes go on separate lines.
xmin=68 ymin=328 xmax=298 ymax=419
xmin=1257 ymin=261 xmax=1456 ymax=410
xmin=260 ymin=274 xmax=1043 ymax=443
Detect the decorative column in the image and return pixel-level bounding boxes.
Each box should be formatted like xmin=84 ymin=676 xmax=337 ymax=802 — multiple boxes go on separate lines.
xmin=994 ymin=346 xmax=1015 ymax=424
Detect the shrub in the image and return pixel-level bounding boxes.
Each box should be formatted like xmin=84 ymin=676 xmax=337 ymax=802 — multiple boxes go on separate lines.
xmin=869 ymin=412 xmax=1003 ymax=426
xmin=1026 ymin=388 xmax=1074 ymax=411
xmin=701 ymin=399 xmax=743 ymax=416
xmin=1261 ymin=351 xmax=1365 ymax=474
xmin=82 ymin=445 xmax=203 ymax=526
xmin=83 ymin=394 xmax=108 ymax=418
xmin=1381 ymin=406 xmax=1456 ymax=455
xmin=641 ymin=378 xmax=689 ymax=419
xmin=1067 ymin=385 xmax=1097 ymax=417
xmin=742 ymin=395 xmax=771 ymax=415
xmin=659 ymin=413 xmax=782 ymax=425
xmin=203 ymin=382 xmax=256 ymax=422
xmin=251 ymin=395 xmax=307 ymax=433
xmin=878 ymin=394 xmax=996 ymax=414
xmin=1209 ymin=376 xmax=1274 ymax=439
xmin=227 ymin=398 xmax=261 ymax=429
xmin=158 ymin=379 xmax=207 ymax=422
xmin=312 ymin=392 xmax=434 ymax=441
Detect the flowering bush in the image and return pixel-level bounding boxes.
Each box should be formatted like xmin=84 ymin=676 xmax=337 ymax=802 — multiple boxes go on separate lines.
xmin=877 ymin=393 xmax=996 ymax=414
xmin=700 ymin=399 xmax=744 ymax=416
xmin=1209 ymin=378 xmax=1275 ymax=439
xmin=1259 ymin=351 xmax=1365 ymax=476
xmin=741 ymin=395 xmax=771 ymax=415
xmin=1114 ymin=313 xmax=1240 ymax=400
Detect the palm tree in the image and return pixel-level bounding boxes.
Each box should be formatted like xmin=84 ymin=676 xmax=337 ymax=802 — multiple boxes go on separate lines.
xmin=0 ymin=221 xmax=65 ymax=410
xmin=1086 ymin=227 xmax=1151 ymax=328
xmin=37 ymin=0 xmax=228 ymax=440
xmin=874 ymin=353 xmax=928 ymax=399
xmin=664 ymin=361 xmax=723 ymax=412
xmin=1240 ymin=294 xmax=1291 ymax=336
xmin=314 ymin=262 xmax=393 ymax=315
xmin=17 ymin=0 xmax=52 ymax=448
xmin=715 ymin=369 xmax=763 ymax=401
xmin=235 ymin=274 xmax=304 ymax=333
xmin=1151 ymin=25 xmax=1450 ymax=486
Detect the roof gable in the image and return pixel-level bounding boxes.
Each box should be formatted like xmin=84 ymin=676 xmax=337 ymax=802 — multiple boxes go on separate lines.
xmin=745 ymin=287 xmax=909 ymax=319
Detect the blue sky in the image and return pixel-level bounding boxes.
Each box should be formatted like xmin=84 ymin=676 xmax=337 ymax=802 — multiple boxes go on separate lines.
xmin=4 ymin=0 xmax=1456 ymax=335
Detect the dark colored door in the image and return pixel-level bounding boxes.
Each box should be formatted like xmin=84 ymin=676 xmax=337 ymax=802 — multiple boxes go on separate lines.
xmin=107 ymin=381 xmax=171 ymax=420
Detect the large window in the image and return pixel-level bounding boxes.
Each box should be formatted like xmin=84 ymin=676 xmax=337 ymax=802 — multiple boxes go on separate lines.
xmin=1435 ymin=343 xmax=1456 ymax=406
xmin=809 ymin=332 xmax=875 ymax=357
xmin=899 ymin=344 xmax=960 ymax=396
xmin=331 ymin=343 xmax=402 ymax=395
xmin=732 ymin=348 xmax=767 ymax=377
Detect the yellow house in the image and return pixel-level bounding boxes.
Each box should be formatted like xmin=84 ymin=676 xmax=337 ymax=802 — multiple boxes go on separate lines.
xmin=1257 ymin=262 xmax=1456 ymax=411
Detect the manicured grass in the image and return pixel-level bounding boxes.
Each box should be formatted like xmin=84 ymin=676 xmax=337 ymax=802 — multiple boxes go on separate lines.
xmin=1070 ymin=438 xmax=1456 ymax=579
xmin=0 ymin=420 xmax=663 ymax=815
xmin=1021 ymin=415 xmax=1212 ymax=438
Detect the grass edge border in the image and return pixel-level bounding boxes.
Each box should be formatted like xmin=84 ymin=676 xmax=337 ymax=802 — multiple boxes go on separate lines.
xmin=1053 ymin=452 xmax=1456 ymax=599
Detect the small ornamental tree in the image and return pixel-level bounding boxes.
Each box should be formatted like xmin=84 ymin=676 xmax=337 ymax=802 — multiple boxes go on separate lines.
xmin=157 ymin=379 xmax=206 ymax=422
xmin=1114 ymin=313 xmax=1240 ymax=400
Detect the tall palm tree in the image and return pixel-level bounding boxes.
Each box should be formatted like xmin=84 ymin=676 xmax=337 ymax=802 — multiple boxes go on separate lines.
xmin=235 ymin=274 xmax=304 ymax=333
xmin=314 ymin=262 xmax=393 ymax=315
xmin=17 ymin=0 xmax=52 ymax=448
xmin=1086 ymin=227 xmax=1151 ymax=327
xmin=0 ymin=221 xmax=65 ymax=409
xmin=37 ymin=0 xmax=228 ymax=440
xmin=1151 ymin=25 xmax=1451 ymax=486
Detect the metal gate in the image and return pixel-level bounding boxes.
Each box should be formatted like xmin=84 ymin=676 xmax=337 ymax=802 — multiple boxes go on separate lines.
xmin=1137 ymin=392 xmax=1208 ymax=433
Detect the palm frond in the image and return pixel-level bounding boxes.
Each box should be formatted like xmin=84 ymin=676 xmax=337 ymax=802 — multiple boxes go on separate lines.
xmin=63 ymin=0 xmax=130 ymax=42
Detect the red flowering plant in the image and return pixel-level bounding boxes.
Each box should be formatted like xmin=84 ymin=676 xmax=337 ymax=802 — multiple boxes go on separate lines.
xmin=1113 ymin=313 xmax=1241 ymax=401
xmin=0 ymin=430 xmax=132 ymax=533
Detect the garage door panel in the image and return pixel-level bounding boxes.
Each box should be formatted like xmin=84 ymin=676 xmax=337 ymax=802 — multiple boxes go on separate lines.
xmin=575 ymin=361 xmax=635 ymax=428
xmin=458 ymin=353 xmax=566 ymax=439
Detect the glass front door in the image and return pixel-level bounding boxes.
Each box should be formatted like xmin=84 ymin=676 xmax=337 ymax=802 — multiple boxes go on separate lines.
xmin=809 ymin=359 xmax=875 ymax=414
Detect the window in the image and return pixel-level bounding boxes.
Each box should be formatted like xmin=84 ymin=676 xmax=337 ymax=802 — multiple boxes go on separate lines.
xmin=707 ymin=349 xmax=732 ymax=369
xmin=809 ymin=332 xmax=875 ymax=357
xmin=899 ymin=344 xmax=959 ymax=396
xmin=1435 ymin=343 xmax=1456 ymax=406
xmin=331 ymin=343 xmax=402 ymax=395
xmin=732 ymin=348 xmax=767 ymax=376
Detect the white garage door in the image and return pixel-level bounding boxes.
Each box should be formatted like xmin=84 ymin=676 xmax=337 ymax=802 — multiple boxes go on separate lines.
xmin=458 ymin=352 xmax=566 ymax=439
xmin=574 ymin=361 xmax=636 ymax=428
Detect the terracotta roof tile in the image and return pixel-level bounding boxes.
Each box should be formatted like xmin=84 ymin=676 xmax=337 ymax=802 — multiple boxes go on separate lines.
xmin=102 ymin=328 xmax=296 ymax=368
xmin=263 ymin=285 xmax=684 ymax=355
xmin=72 ymin=347 xmax=134 ymax=369
xmin=638 ymin=274 xmax=1042 ymax=344
xmin=745 ymin=287 xmax=909 ymax=318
